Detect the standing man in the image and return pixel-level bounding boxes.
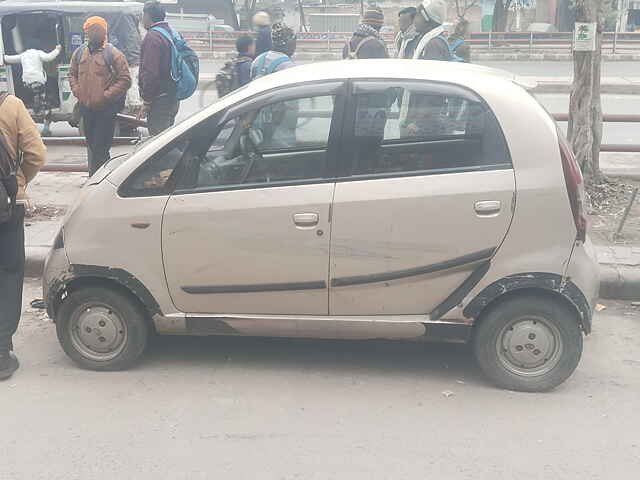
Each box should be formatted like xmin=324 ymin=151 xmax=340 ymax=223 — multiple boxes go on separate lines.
xmin=235 ymin=35 xmax=256 ymax=87
xmin=343 ymin=6 xmax=389 ymax=59
xmin=253 ymin=11 xmax=272 ymax=57
xmin=138 ymin=1 xmax=179 ymax=136
xmin=0 ymin=93 xmax=46 ymax=380
xmin=250 ymin=23 xmax=297 ymax=147
xmin=412 ymin=0 xmax=450 ymax=61
xmin=394 ymin=7 xmax=419 ymax=59
xmin=69 ymin=16 xmax=131 ymax=175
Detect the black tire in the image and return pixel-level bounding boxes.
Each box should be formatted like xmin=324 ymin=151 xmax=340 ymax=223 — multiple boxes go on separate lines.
xmin=56 ymin=287 xmax=149 ymax=371
xmin=473 ymin=293 xmax=583 ymax=392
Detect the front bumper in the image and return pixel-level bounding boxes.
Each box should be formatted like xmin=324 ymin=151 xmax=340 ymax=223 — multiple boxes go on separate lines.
xmin=43 ymin=242 xmax=71 ymax=320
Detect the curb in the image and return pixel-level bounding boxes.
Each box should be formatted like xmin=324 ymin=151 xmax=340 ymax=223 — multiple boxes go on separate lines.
xmin=25 ymin=246 xmax=639 ymax=300
xmin=25 ymin=247 xmax=49 ymax=279
xmin=599 ymin=264 xmax=640 ymax=301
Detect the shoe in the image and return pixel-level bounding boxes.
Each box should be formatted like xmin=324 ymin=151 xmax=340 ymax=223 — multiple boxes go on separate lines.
xmin=0 ymin=351 xmax=19 ymax=381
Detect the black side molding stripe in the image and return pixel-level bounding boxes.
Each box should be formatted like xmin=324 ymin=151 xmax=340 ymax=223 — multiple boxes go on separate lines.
xmin=429 ymin=260 xmax=491 ymax=321
xmin=182 ymin=281 xmax=327 ymax=294
xmin=331 ymin=247 xmax=495 ymax=288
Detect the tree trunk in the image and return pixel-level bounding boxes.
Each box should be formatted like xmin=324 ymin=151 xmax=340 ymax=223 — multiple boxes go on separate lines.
xmin=298 ymin=0 xmax=308 ymax=32
xmin=492 ymin=0 xmax=511 ymax=32
xmin=567 ymin=0 xmax=603 ymax=186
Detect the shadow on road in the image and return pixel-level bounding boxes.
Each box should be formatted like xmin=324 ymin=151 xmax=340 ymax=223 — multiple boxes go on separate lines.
xmin=142 ymin=334 xmax=486 ymax=385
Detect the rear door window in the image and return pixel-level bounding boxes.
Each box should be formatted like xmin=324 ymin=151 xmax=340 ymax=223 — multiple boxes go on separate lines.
xmin=341 ymin=81 xmax=512 ymax=178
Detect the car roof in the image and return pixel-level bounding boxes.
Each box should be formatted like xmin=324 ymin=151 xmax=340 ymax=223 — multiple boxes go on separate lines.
xmin=0 ymin=1 xmax=143 ymax=15
xmin=244 ymin=59 xmax=536 ymax=95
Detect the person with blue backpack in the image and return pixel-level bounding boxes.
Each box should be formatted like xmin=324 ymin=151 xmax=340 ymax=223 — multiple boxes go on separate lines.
xmin=448 ymin=19 xmax=471 ymax=63
xmin=250 ymin=22 xmax=296 ymax=80
xmin=138 ymin=1 xmax=199 ymax=136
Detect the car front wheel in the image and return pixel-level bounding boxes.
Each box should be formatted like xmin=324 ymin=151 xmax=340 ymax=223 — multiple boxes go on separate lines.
xmin=473 ymin=294 xmax=583 ymax=392
xmin=56 ymin=287 xmax=149 ymax=371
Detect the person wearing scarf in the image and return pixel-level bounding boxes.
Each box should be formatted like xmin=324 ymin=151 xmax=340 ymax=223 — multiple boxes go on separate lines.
xmin=394 ymin=7 xmax=419 ymax=59
xmin=342 ymin=6 xmax=389 ymax=59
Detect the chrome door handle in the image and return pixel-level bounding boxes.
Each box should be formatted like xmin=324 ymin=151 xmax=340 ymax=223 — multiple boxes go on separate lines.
xmin=475 ymin=201 xmax=501 ymax=216
xmin=293 ymin=213 xmax=319 ymax=227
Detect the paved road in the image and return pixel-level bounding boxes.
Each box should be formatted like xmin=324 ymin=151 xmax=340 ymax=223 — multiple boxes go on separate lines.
xmin=1 ymin=279 xmax=640 ymax=479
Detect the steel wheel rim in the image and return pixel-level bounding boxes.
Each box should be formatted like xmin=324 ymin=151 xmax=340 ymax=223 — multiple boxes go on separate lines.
xmin=496 ymin=315 xmax=563 ymax=377
xmin=69 ymin=303 xmax=128 ymax=362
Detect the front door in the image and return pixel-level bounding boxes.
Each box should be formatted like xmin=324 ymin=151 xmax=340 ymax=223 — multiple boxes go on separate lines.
xmin=329 ymin=80 xmax=516 ymax=316
xmin=162 ymin=85 xmax=344 ymax=315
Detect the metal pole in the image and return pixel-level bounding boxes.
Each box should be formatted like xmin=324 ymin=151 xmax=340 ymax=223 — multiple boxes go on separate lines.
xmin=529 ymin=31 xmax=533 ymax=53
xmin=488 ymin=30 xmax=492 ymax=49
xmin=614 ymin=187 xmax=639 ymax=240
xmin=613 ymin=30 xmax=618 ymax=55
xmin=209 ymin=22 xmax=213 ymax=52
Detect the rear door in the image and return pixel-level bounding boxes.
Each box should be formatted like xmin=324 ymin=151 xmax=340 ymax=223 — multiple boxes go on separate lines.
xmin=161 ymin=82 xmax=345 ymax=315
xmin=329 ymin=80 xmax=516 ymax=316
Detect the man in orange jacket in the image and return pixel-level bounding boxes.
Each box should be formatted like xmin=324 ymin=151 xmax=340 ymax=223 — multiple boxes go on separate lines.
xmin=0 ymin=93 xmax=46 ymax=380
xmin=70 ymin=16 xmax=131 ymax=175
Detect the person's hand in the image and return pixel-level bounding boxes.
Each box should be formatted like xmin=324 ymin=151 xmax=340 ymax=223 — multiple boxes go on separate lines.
xmin=406 ymin=123 xmax=419 ymax=137
xmin=137 ymin=104 xmax=150 ymax=121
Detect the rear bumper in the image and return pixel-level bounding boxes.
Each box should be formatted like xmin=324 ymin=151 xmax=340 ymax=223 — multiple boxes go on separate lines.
xmin=565 ymin=237 xmax=600 ymax=333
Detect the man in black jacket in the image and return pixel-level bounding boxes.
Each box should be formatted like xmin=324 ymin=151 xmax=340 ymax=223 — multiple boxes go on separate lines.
xmin=138 ymin=1 xmax=179 ymax=136
xmin=342 ymin=6 xmax=389 ymax=59
xmin=412 ymin=0 xmax=450 ymax=61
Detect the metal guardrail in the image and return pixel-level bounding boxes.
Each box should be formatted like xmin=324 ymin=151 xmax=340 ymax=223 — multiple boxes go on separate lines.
xmin=43 ymin=137 xmax=137 ymax=147
xmin=181 ymin=30 xmax=640 ymax=55
xmin=552 ymin=113 xmax=640 ymax=153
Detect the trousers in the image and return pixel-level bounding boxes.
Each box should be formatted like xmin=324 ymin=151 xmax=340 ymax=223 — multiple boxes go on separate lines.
xmin=148 ymin=94 xmax=179 ymax=136
xmin=80 ymin=103 xmax=119 ymax=176
xmin=0 ymin=206 xmax=25 ymax=351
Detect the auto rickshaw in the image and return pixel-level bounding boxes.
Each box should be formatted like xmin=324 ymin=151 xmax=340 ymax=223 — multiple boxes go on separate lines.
xmin=0 ymin=1 xmax=143 ymax=135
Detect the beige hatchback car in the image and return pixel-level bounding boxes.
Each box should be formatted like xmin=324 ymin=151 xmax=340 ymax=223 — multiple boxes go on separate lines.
xmin=44 ymin=61 xmax=599 ymax=391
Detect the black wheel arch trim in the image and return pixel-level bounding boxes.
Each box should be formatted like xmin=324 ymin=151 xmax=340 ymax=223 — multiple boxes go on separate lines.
xmin=463 ymin=272 xmax=592 ymax=334
xmin=46 ymin=264 xmax=162 ymax=320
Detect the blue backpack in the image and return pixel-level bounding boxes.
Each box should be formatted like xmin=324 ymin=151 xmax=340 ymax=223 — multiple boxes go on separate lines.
xmin=250 ymin=52 xmax=291 ymax=79
xmin=446 ymin=37 xmax=466 ymax=63
xmin=152 ymin=26 xmax=199 ymax=100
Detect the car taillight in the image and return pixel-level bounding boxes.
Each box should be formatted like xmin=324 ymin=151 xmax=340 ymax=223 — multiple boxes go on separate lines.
xmin=558 ymin=131 xmax=587 ymax=242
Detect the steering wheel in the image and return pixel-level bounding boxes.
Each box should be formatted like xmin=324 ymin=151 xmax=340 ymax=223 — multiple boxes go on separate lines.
xmin=238 ymin=127 xmax=263 ymax=184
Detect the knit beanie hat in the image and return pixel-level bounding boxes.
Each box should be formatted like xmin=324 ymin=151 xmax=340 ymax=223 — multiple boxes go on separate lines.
xmin=271 ymin=22 xmax=295 ymax=50
xmin=362 ymin=6 xmax=384 ymax=26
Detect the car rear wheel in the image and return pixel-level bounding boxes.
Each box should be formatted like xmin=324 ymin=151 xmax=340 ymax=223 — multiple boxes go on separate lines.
xmin=56 ymin=287 xmax=149 ymax=371
xmin=473 ymin=294 xmax=583 ymax=392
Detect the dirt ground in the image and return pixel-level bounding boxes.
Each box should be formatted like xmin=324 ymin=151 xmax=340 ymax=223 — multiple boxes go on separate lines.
xmin=588 ymin=178 xmax=640 ymax=246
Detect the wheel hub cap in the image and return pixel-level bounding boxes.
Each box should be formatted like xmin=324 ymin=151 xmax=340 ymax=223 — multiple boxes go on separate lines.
xmin=497 ymin=316 xmax=563 ymax=376
xmin=71 ymin=306 xmax=126 ymax=360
